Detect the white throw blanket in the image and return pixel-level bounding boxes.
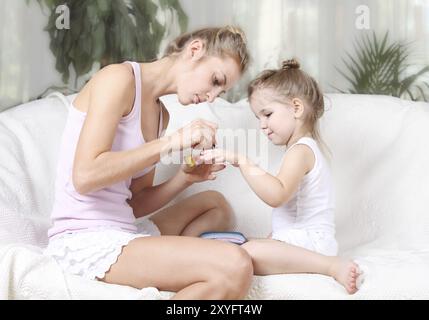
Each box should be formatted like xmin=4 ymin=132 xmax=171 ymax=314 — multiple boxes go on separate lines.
xmin=1 ymin=92 xmax=428 ymax=299
xmin=0 ymin=244 xmax=167 ymax=300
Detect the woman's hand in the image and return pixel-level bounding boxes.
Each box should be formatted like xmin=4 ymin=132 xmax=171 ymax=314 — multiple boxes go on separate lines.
xmin=168 ymin=119 xmax=218 ymax=151
xmin=199 ymin=148 xmax=246 ymax=167
xmin=180 ymin=163 xmax=226 ymax=184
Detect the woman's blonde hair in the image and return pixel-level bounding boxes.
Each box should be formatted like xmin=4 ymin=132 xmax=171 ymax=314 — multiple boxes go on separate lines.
xmin=248 ymin=58 xmax=329 ymax=154
xmin=164 ymin=26 xmax=250 ymax=73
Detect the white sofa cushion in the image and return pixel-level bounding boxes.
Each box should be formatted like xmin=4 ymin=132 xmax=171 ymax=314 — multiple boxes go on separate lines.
xmin=0 ymin=93 xmax=69 ymax=246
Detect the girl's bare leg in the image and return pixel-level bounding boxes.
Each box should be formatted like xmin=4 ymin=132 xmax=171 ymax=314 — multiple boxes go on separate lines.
xmin=242 ymin=239 xmax=360 ymax=294
xmin=102 ymin=236 xmax=253 ymax=299
xmin=151 ymin=190 xmax=234 ymax=237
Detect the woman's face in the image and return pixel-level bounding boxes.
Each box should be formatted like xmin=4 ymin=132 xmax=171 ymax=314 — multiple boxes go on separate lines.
xmin=250 ymin=88 xmax=297 ymax=146
xmin=176 ymin=53 xmax=241 ymax=106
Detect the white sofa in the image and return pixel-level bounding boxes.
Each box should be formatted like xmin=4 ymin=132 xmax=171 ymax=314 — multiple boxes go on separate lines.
xmin=1 ymin=92 xmax=428 ymax=299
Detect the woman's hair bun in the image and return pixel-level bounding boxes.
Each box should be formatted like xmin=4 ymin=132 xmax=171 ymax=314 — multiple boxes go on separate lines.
xmin=282 ymin=59 xmax=300 ymax=70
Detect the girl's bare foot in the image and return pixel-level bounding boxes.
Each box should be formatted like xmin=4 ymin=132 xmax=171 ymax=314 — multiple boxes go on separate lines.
xmin=329 ymin=259 xmax=361 ymax=294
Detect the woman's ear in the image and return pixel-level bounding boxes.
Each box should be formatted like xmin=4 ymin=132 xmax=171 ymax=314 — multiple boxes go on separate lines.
xmin=186 ymin=39 xmax=205 ymax=61
xmin=292 ymin=98 xmax=305 ymax=119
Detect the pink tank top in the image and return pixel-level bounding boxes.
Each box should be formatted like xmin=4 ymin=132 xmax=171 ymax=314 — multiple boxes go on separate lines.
xmin=48 ymin=62 xmax=163 ymax=238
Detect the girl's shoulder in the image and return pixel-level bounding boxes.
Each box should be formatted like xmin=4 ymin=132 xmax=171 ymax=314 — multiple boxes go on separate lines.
xmin=284 ymin=142 xmax=315 ymax=176
xmin=287 ymin=137 xmax=322 ymax=157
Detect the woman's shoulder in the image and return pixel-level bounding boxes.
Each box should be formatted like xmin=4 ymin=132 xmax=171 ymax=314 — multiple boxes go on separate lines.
xmin=68 ymin=64 xmax=136 ymax=115
xmin=91 ymin=63 xmax=135 ymax=90
xmin=85 ymin=63 xmax=136 ymax=116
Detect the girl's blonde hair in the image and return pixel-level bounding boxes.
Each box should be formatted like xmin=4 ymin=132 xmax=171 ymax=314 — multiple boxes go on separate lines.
xmin=248 ymin=58 xmax=329 ymax=154
xmin=164 ymin=26 xmax=250 ymax=73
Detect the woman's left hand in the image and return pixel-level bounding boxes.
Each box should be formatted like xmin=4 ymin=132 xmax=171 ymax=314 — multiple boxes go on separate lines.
xmin=180 ymin=162 xmax=226 ymax=184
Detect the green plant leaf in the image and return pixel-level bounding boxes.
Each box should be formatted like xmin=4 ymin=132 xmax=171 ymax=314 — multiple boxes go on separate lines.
xmin=336 ymin=31 xmax=429 ymax=101
xmin=399 ymin=66 xmax=429 ymax=96
xmin=31 ymin=0 xmax=188 ymax=89
xmin=414 ymin=85 xmax=428 ymax=101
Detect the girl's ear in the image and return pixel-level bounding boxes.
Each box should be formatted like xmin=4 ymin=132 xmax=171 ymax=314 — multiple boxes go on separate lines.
xmin=186 ymin=39 xmax=205 ymax=61
xmin=292 ymin=98 xmax=305 ymax=119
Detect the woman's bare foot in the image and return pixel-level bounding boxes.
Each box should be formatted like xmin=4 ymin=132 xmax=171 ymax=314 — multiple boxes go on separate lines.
xmin=328 ymin=259 xmax=361 ymax=294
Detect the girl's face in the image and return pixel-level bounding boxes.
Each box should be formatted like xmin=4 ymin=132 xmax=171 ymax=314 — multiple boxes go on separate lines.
xmin=176 ymin=41 xmax=241 ymax=105
xmin=250 ymin=88 xmax=297 ymax=146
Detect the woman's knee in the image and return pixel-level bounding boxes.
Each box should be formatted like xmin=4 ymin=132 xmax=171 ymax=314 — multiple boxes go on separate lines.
xmin=202 ymin=190 xmax=234 ymax=229
xmin=201 ymin=190 xmax=227 ymax=207
xmin=211 ymin=245 xmax=254 ymax=299
xmin=241 ymin=241 xmax=259 ymax=257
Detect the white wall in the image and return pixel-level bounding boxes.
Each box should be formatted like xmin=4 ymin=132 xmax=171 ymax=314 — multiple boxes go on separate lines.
xmin=0 ymin=0 xmax=63 ymax=110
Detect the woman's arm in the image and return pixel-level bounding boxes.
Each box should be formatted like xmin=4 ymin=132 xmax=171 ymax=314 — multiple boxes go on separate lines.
xmin=72 ymin=65 xmax=217 ymax=195
xmin=129 ymin=162 xmax=226 ymax=218
xmin=200 ymin=145 xmax=314 ymax=208
xmin=128 ymin=169 xmax=192 ymax=218
xmin=72 ymin=64 xmax=171 ymax=194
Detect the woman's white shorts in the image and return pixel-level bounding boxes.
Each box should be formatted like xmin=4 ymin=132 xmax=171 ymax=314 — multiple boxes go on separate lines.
xmin=43 ymin=218 xmax=161 ymax=281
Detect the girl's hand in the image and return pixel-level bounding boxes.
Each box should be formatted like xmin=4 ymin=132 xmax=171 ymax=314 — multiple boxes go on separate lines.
xmin=199 ymin=148 xmax=245 ymax=167
xmin=180 ymin=163 xmax=226 ymax=184
xmin=168 ymin=119 xmax=218 ymax=151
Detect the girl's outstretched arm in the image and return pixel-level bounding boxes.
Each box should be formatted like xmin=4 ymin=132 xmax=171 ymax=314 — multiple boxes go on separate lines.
xmin=200 ymin=145 xmax=314 ymax=208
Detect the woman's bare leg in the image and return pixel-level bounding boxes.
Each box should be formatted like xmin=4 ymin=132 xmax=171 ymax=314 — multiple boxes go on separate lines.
xmin=151 ymin=190 xmax=234 ymax=237
xmin=242 ymin=239 xmax=360 ymax=294
xmin=102 ymin=236 xmax=253 ymax=299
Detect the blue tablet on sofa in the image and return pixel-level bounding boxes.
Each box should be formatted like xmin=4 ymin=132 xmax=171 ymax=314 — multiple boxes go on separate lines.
xmin=199 ymin=231 xmax=248 ymax=245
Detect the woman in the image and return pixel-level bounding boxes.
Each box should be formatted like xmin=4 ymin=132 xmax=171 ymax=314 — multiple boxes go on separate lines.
xmin=44 ymin=26 xmax=253 ymax=299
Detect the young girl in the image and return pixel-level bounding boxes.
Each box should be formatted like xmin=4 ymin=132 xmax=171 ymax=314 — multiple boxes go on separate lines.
xmin=200 ymin=59 xmax=362 ymax=294
xmin=43 ymin=26 xmax=255 ymax=300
